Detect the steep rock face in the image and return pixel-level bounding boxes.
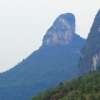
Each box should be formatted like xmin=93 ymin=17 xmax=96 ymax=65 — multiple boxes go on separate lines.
xmin=78 ymin=10 xmax=100 ymax=75
xmin=43 ymin=13 xmax=75 ymax=46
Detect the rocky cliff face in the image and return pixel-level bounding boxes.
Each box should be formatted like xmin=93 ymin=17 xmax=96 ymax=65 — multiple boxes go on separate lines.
xmin=78 ymin=10 xmax=100 ymax=75
xmin=43 ymin=13 xmax=75 ymax=46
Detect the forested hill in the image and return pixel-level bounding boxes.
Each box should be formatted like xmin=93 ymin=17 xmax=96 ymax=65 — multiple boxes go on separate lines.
xmin=32 ymin=70 xmax=100 ymax=100
xmin=0 ymin=13 xmax=85 ymax=100
xmin=78 ymin=9 xmax=100 ymax=75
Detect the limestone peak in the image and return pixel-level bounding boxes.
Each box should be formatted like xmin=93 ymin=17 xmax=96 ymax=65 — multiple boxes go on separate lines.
xmin=43 ymin=13 xmax=76 ymax=46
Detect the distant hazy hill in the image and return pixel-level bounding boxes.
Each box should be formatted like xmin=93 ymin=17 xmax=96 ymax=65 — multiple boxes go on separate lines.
xmin=78 ymin=10 xmax=100 ymax=75
xmin=32 ymin=70 xmax=100 ymax=100
xmin=0 ymin=13 xmax=85 ymax=100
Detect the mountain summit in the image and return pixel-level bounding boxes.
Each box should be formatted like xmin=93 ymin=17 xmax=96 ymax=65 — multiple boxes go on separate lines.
xmin=78 ymin=10 xmax=100 ymax=75
xmin=0 ymin=13 xmax=85 ymax=100
xmin=43 ymin=13 xmax=75 ymax=46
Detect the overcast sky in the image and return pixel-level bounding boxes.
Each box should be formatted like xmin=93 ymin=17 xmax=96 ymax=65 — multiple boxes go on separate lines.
xmin=0 ymin=0 xmax=100 ymax=72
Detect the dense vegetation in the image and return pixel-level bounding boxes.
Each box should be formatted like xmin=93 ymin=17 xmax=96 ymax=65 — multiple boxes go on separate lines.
xmin=32 ymin=70 xmax=100 ymax=100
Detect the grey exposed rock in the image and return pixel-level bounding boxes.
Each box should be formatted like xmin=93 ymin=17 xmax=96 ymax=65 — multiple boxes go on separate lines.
xmin=91 ymin=53 xmax=100 ymax=70
xmin=43 ymin=13 xmax=75 ymax=46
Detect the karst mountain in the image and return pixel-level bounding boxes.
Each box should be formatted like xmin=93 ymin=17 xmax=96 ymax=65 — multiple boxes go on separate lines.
xmin=0 ymin=13 xmax=85 ymax=100
xmin=78 ymin=10 xmax=100 ymax=75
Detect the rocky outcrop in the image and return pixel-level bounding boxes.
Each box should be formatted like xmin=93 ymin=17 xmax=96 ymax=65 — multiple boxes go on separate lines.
xmin=92 ymin=53 xmax=100 ymax=70
xmin=78 ymin=9 xmax=100 ymax=75
xmin=43 ymin=13 xmax=75 ymax=46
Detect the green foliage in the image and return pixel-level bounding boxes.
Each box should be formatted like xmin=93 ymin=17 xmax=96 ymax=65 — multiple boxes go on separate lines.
xmin=32 ymin=71 xmax=100 ymax=100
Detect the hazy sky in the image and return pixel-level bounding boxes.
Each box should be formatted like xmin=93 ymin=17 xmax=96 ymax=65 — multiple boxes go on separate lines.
xmin=0 ymin=0 xmax=100 ymax=72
